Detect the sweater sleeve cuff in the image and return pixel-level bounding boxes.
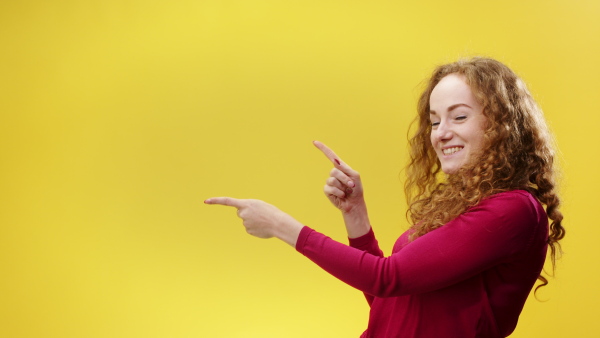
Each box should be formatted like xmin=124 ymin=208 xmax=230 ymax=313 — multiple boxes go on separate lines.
xmin=348 ymin=227 xmax=375 ymax=249
xmin=295 ymin=225 xmax=314 ymax=253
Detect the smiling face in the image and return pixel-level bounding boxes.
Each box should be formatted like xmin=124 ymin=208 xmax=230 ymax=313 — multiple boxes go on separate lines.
xmin=429 ymin=74 xmax=487 ymax=175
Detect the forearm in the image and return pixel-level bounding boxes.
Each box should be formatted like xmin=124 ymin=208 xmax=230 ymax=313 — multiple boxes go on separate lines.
xmin=342 ymin=202 xmax=372 ymax=239
xmin=274 ymin=215 xmax=305 ymax=248
xmin=274 ymin=203 xmax=371 ymax=247
xmin=275 ymin=202 xmax=371 ymax=250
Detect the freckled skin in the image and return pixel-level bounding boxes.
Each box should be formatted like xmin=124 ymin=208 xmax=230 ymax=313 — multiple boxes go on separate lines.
xmin=429 ymin=74 xmax=487 ymax=174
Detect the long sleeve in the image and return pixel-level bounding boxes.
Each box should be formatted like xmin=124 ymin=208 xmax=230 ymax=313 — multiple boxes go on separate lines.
xmin=295 ymin=190 xmax=548 ymax=298
xmin=346 ymin=228 xmax=384 ymax=305
xmin=347 ymin=228 xmax=385 ymax=258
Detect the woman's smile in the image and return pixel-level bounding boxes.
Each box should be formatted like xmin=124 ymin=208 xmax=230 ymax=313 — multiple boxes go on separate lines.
xmin=442 ymin=146 xmax=464 ymax=156
xmin=429 ymin=74 xmax=487 ymax=174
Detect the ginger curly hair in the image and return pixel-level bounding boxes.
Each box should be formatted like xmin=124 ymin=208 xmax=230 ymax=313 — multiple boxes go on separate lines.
xmin=404 ymin=57 xmax=565 ymax=290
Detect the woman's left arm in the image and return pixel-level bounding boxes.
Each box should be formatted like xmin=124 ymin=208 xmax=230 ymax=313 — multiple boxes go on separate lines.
xmin=206 ymin=191 xmax=547 ymax=296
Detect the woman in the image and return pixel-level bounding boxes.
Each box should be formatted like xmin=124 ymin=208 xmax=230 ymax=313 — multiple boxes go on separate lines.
xmin=205 ymin=57 xmax=565 ymax=337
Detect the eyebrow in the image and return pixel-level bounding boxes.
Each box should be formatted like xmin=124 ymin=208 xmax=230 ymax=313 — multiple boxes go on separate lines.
xmin=429 ymin=103 xmax=472 ymax=115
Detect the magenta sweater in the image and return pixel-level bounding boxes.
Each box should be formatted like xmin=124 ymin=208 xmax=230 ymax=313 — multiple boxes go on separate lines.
xmin=296 ymin=190 xmax=548 ymax=338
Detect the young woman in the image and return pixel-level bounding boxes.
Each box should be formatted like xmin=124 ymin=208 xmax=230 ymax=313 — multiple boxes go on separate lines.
xmin=205 ymin=57 xmax=565 ymax=337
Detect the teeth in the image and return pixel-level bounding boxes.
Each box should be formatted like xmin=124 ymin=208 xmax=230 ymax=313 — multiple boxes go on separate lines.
xmin=443 ymin=147 xmax=463 ymax=155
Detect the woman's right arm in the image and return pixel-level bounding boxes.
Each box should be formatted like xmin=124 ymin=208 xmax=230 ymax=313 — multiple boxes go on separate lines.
xmin=296 ymin=191 xmax=546 ymax=297
xmin=313 ymin=141 xmax=374 ymax=240
xmin=314 ymin=141 xmax=383 ymax=305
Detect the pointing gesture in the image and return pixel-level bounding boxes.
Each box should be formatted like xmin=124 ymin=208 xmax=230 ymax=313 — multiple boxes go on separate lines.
xmin=205 ymin=141 xmax=371 ymax=244
xmin=313 ymin=141 xmax=365 ymax=214
xmin=204 ymin=197 xmax=304 ymax=246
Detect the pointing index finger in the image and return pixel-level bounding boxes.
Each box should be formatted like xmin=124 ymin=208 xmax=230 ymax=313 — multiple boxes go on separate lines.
xmin=313 ymin=141 xmax=359 ymax=181
xmin=313 ymin=140 xmax=343 ymax=166
xmin=204 ymin=197 xmax=244 ymax=208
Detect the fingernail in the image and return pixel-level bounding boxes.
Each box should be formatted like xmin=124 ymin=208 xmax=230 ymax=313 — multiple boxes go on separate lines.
xmin=348 ymin=181 xmax=355 ymax=187
xmin=204 ymin=199 xmax=211 ymax=204
xmin=335 ymin=159 xmax=340 ymax=165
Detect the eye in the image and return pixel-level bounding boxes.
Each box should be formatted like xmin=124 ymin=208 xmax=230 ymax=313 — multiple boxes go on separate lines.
xmin=431 ymin=121 xmax=440 ymax=127
xmin=455 ymin=115 xmax=467 ymax=121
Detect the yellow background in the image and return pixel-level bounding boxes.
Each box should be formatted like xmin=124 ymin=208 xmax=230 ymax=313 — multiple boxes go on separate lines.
xmin=1 ymin=1 xmax=598 ymax=337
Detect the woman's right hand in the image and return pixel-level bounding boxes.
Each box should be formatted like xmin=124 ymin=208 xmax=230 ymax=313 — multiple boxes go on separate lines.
xmin=313 ymin=141 xmax=366 ymax=214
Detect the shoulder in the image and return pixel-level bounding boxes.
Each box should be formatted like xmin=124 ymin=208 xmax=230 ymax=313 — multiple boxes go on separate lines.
xmin=471 ymin=190 xmax=546 ymax=222
xmin=432 ymin=190 xmax=547 ymax=256
xmin=458 ymin=190 xmax=548 ymax=244
xmin=484 ymin=189 xmax=538 ymax=203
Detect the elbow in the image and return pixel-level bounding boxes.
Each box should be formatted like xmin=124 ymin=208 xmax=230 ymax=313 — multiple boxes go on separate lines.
xmin=364 ymin=282 xmax=408 ymax=298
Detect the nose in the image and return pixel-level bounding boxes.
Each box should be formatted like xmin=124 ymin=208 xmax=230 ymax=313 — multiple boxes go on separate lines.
xmin=432 ymin=121 xmax=453 ymax=143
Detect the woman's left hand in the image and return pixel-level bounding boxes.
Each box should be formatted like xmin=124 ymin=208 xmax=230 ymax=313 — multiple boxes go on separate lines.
xmin=204 ymin=197 xmax=304 ymax=246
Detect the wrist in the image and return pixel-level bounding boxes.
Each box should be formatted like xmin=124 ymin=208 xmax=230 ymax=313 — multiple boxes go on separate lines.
xmin=342 ymin=201 xmax=368 ymax=216
xmin=341 ymin=203 xmax=371 ymax=239
xmin=274 ymin=215 xmax=304 ymax=247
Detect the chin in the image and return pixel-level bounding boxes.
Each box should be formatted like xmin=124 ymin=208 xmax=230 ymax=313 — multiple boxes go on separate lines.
xmin=441 ymin=165 xmax=459 ymax=175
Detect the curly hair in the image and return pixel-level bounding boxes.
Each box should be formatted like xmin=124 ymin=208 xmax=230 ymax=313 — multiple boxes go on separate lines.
xmin=404 ymin=57 xmax=565 ymax=291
